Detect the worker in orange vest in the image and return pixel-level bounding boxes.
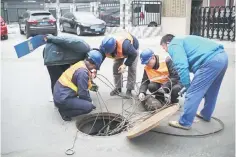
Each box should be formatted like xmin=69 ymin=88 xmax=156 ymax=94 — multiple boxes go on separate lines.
xmin=53 ymin=50 xmax=102 ymax=121
xmin=99 ymin=32 xmax=139 ymax=97
xmin=138 ymin=49 xmax=182 ymax=105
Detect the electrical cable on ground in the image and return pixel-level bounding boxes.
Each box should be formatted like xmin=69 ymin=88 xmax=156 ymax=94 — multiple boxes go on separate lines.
xmin=150 ymin=117 xmax=224 ymax=137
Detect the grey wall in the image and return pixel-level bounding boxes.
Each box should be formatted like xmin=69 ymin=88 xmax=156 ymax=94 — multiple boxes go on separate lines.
xmin=1 ymin=2 xmax=44 ymax=23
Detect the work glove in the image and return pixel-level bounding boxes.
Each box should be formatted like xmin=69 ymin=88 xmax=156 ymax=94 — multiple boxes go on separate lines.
xmin=138 ymin=93 xmax=145 ymax=101
xmin=178 ymin=87 xmax=187 ymax=97
xmin=118 ymin=64 xmax=127 ymax=73
xmin=90 ymin=83 xmax=99 ymax=92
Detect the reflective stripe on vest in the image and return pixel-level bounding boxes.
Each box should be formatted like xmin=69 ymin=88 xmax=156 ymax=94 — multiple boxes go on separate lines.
xmin=144 ymin=59 xmax=169 ymax=84
xmin=105 ymin=32 xmax=134 ymax=59
xmin=58 ymin=61 xmax=92 ymax=93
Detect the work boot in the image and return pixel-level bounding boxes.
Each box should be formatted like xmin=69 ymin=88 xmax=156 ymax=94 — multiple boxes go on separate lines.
xmin=110 ymin=88 xmax=121 ymax=96
xmin=196 ymin=111 xmax=210 ymax=122
xmin=59 ymin=109 xmax=72 ymax=121
xmin=125 ymin=89 xmax=132 ymax=98
xmin=169 ymin=121 xmax=191 ymax=130
xmin=155 ymin=95 xmax=165 ymax=104
xmin=62 ymin=115 xmax=72 ymax=121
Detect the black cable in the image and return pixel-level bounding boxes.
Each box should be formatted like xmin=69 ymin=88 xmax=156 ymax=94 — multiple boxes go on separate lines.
xmin=149 ymin=117 xmax=224 ymax=137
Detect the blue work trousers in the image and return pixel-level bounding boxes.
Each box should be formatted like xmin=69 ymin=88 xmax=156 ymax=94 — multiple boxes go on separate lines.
xmin=179 ymin=52 xmax=228 ymax=127
xmin=54 ymin=97 xmax=95 ymax=118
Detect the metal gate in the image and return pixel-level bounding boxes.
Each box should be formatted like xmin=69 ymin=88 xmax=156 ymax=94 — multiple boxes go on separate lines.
xmin=60 ymin=7 xmax=70 ymax=16
xmin=98 ymin=0 xmax=120 ymax=27
xmin=1 ymin=8 xmax=44 ymax=23
xmin=190 ymin=6 xmax=235 ymax=41
xmin=49 ymin=8 xmax=57 ymax=19
xmin=131 ymin=0 xmax=162 ymax=26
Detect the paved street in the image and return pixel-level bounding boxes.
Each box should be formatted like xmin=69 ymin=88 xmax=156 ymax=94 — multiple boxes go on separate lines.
xmin=1 ymin=27 xmax=235 ymax=157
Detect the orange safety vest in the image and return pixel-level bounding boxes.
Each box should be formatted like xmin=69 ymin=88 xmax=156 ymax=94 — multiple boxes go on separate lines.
xmin=58 ymin=61 xmax=92 ymax=93
xmin=105 ymin=32 xmax=134 ymax=59
xmin=144 ymin=59 xmax=169 ymax=84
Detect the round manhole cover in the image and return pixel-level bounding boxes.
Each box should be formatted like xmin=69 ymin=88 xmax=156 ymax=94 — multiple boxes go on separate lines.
xmin=76 ymin=112 xmax=128 ymax=136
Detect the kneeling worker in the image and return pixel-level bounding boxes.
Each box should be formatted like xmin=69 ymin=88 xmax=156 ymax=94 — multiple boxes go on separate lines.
xmin=138 ymin=49 xmax=182 ymax=105
xmin=53 ymin=50 xmax=102 ymax=121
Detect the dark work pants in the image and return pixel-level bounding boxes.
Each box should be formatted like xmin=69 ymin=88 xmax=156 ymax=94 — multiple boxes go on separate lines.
xmin=148 ymin=82 xmax=181 ymax=103
xmin=46 ymin=64 xmax=71 ymax=93
xmin=54 ymin=97 xmax=95 ymax=118
xmin=113 ymin=56 xmax=138 ymax=90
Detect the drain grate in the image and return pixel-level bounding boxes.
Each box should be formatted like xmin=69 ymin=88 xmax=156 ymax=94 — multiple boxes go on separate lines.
xmin=76 ymin=112 xmax=128 ymax=136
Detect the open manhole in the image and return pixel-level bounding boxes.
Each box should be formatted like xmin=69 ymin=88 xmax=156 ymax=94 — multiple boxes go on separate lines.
xmin=76 ymin=112 xmax=128 ymax=136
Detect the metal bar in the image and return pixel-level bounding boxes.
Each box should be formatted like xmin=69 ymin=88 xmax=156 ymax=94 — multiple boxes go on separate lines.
xmin=221 ymin=7 xmax=227 ymax=40
xmin=123 ymin=3 xmax=125 ymax=29
xmin=231 ymin=6 xmax=235 ymax=41
xmin=160 ymin=1 xmax=162 ymax=25
xmin=216 ymin=7 xmax=221 ymax=39
xmin=202 ymin=7 xmax=206 ymax=37
xmin=206 ymin=7 xmax=210 ymax=38
xmin=132 ymin=1 xmax=134 ymax=26
xmin=211 ymin=7 xmax=216 ymax=39
xmin=192 ymin=7 xmax=196 ymax=35
xmin=198 ymin=7 xmax=202 ymax=36
xmin=227 ymin=6 xmax=231 ymax=41
xmin=5 ymin=9 xmax=9 ymax=24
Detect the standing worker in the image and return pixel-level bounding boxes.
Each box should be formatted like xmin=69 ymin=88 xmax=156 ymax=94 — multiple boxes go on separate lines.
xmin=43 ymin=35 xmax=104 ymax=100
xmin=138 ymin=49 xmax=182 ymax=106
xmin=160 ymin=34 xmax=228 ymax=130
xmin=53 ymin=50 xmax=102 ymax=121
xmin=99 ymin=32 xmax=139 ymax=97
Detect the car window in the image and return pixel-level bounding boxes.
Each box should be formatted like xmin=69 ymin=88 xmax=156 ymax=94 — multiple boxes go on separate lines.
xmin=63 ymin=13 xmax=69 ymax=18
xmin=74 ymin=13 xmax=96 ymax=20
xmin=145 ymin=4 xmax=160 ymax=13
xmin=67 ymin=13 xmax=74 ymax=19
xmin=31 ymin=12 xmax=52 ymax=20
xmin=63 ymin=13 xmax=73 ymax=19
xmin=134 ymin=6 xmax=141 ymax=13
xmin=23 ymin=12 xmax=28 ymax=18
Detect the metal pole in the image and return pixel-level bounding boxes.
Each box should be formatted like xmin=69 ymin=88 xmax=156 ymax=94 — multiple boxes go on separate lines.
xmin=56 ymin=0 xmax=60 ymax=19
xmin=73 ymin=0 xmax=75 ymax=12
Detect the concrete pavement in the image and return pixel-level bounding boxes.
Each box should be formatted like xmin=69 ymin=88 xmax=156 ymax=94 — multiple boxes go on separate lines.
xmin=1 ymin=29 xmax=235 ymax=157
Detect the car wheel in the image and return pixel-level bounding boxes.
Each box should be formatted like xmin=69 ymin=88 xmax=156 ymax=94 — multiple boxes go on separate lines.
xmin=76 ymin=26 xmax=82 ymax=36
xmin=148 ymin=22 xmax=157 ymax=27
xmin=53 ymin=31 xmax=58 ymax=36
xmin=100 ymin=32 xmax=105 ymax=35
xmin=20 ymin=25 xmax=24 ymax=35
xmin=60 ymin=23 xmax=64 ymax=32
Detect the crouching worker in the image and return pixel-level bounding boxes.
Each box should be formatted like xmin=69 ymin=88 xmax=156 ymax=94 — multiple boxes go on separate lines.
xmin=53 ymin=50 xmax=102 ymax=121
xmin=138 ymin=49 xmax=182 ymax=110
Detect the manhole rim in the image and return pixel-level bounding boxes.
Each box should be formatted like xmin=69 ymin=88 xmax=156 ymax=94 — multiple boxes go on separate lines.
xmin=76 ymin=112 xmax=129 ymax=137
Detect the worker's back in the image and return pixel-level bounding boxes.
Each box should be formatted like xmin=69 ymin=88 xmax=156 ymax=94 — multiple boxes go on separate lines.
xmin=43 ymin=35 xmax=91 ymax=66
xmin=168 ymin=35 xmax=224 ymax=73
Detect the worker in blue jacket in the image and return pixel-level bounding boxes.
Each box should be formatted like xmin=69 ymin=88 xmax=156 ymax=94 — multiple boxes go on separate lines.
xmin=53 ymin=50 xmax=102 ymax=121
xmin=43 ymin=35 xmax=105 ymax=100
xmin=160 ymin=34 xmax=228 ymax=130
